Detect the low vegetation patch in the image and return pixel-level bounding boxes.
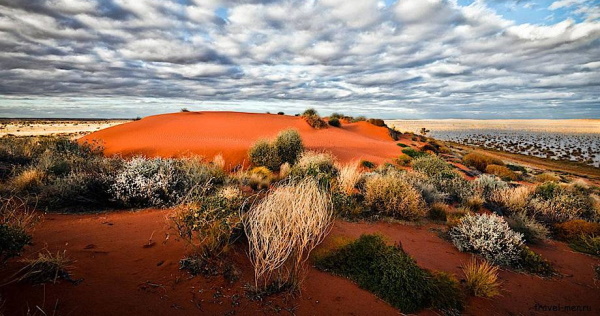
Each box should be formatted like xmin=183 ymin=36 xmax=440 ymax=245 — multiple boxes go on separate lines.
xmin=14 ymin=250 xmax=75 ymax=284
xmin=327 ymin=118 xmax=341 ymax=127
xmin=315 ymin=234 xmax=464 ymax=313
xmin=506 ymin=212 xmax=549 ymax=244
xmin=485 ymin=164 xmax=518 ymax=181
xmin=0 ymin=197 xmax=38 ymax=263
xmin=463 ymin=152 xmax=504 ymax=172
xmin=302 ymin=108 xmax=328 ymax=129
xmin=402 ymin=147 xmax=428 ymax=159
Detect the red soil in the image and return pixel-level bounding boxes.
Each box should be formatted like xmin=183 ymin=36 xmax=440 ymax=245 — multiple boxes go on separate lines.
xmin=79 ymin=112 xmax=404 ymax=169
xmin=1 ymin=210 xmax=598 ymax=315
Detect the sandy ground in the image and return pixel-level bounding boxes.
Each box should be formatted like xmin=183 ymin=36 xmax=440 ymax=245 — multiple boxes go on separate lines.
xmin=386 ymin=119 xmax=600 ymax=134
xmin=79 ymin=112 xmax=408 ymax=169
xmin=0 ymin=120 xmax=130 ymax=137
xmin=1 ymin=209 xmax=598 ymax=315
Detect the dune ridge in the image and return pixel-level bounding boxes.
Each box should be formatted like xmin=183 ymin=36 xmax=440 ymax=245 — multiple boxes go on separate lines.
xmin=79 ymin=111 xmax=402 ymax=168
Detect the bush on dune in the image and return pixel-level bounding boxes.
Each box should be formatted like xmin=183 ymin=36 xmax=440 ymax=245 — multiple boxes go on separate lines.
xmin=273 ymin=129 xmax=304 ymax=165
xmin=506 ymin=212 xmax=549 ymax=244
xmin=249 ymin=129 xmax=304 ymax=171
xmin=328 ymin=118 xmax=341 ymax=127
xmin=315 ymin=234 xmax=464 ymax=313
xmin=302 ymin=108 xmax=328 ymax=129
xmin=244 ymin=179 xmax=333 ymax=292
xmin=290 ymin=151 xmax=338 ymax=186
xmin=249 ymin=140 xmax=281 ymax=171
xmin=337 ymin=162 xmax=362 ymax=195
xmin=402 ymin=147 xmax=428 ymax=159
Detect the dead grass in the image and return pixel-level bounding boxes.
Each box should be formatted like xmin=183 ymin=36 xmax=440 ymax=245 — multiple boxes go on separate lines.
xmin=14 ymin=250 xmax=73 ymax=284
xmin=462 ymin=257 xmax=501 ymax=298
xmin=243 ymin=179 xmax=333 ymax=291
xmin=337 ymin=162 xmax=362 ymax=195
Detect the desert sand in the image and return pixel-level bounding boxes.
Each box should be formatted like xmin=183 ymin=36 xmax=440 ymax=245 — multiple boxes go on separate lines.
xmin=79 ymin=112 xmax=404 ymax=169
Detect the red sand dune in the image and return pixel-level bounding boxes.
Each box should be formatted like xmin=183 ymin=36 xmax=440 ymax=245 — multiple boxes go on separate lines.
xmin=79 ymin=111 xmax=404 ymax=168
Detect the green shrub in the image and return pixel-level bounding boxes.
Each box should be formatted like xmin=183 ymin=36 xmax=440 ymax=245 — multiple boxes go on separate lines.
xmin=367 ymin=118 xmax=386 ymax=127
xmin=352 ymin=116 xmax=367 ymax=122
xmin=402 ymin=147 xmax=427 ymax=159
xmin=394 ymin=154 xmax=412 ymax=166
xmin=411 ymin=155 xmax=453 ymax=177
xmin=364 ymin=173 xmax=427 ymax=220
xmin=330 ymin=112 xmax=344 ymax=119
xmin=397 ymin=143 xmax=409 ymax=148
xmin=302 ymin=108 xmax=318 ymax=116
xmin=249 ymin=140 xmax=281 ymax=171
xmin=360 ymin=160 xmax=376 ymax=169
xmin=315 ymin=235 xmax=463 ymax=313
xmin=328 ymin=118 xmax=341 ymax=127
xmin=463 ymin=152 xmax=504 ymax=172
xmin=273 ymin=129 xmax=304 ymax=165
xmin=518 ymin=247 xmax=555 ymax=276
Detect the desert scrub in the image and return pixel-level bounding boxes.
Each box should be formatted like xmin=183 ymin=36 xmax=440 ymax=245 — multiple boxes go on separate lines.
xmin=553 ymin=220 xmax=600 ymax=241
xmin=367 ymin=118 xmax=386 ymax=127
xmin=402 ymin=147 xmax=428 ymax=159
xmin=394 ymin=153 xmax=412 ymax=166
xmin=364 ymin=173 xmax=427 ymax=220
xmin=411 ymin=155 xmax=453 ymax=177
xmin=535 ymin=172 xmax=561 ymax=183
xmin=302 ymin=108 xmax=328 ymax=129
xmin=336 ymin=162 xmax=362 ymax=195
xmin=518 ymin=247 xmax=555 ymax=276
xmin=489 ymin=186 xmax=534 ymax=214
xmin=111 ymin=157 xmax=222 ymax=208
xmin=290 ymin=151 xmax=338 ymax=186
xmin=170 ymin=189 xmax=244 ymax=257
xmin=360 ymin=160 xmax=376 ymax=169
xmin=0 ymin=197 xmax=38 ymax=263
xmin=273 ymin=129 xmax=304 ymax=165
xmin=507 ymin=212 xmax=549 ymax=244
xmin=429 ymin=202 xmax=450 ymax=221
xmin=245 ymin=167 xmax=275 ymax=190
xmin=485 ymin=164 xmax=518 ymax=181
xmin=461 ymin=258 xmax=500 ymax=298
xmin=569 ymin=235 xmax=600 ymax=257
xmin=14 ymin=250 xmax=74 ymax=284
xmin=450 ymin=213 xmax=524 ymax=266
xmin=528 ymin=182 xmax=595 ymax=223
xmin=244 ymin=179 xmax=333 ymax=291
xmin=328 ymin=118 xmax=341 ymax=127
xmin=248 ymin=139 xmax=281 ymax=171
xmin=462 ymin=152 xmax=504 ymax=172
xmin=474 ymin=174 xmax=508 ymax=201
xmin=315 ymin=234 xmax=464 ymax=313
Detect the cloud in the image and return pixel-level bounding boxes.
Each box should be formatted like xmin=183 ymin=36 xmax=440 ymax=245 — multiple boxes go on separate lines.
xmin=0 ymin=0 xmax=598 ymax=118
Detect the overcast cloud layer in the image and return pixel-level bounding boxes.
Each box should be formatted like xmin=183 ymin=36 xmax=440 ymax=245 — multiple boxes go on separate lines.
xmin=0 ymin=0 xmax=599 ymax=118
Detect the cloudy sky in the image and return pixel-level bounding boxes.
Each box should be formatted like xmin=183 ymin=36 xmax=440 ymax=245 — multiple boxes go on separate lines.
xmin=0 ymin=0 xmax=599 ymax=119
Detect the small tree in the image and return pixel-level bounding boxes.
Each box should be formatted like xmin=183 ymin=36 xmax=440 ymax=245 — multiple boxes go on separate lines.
xmin=274 ymin=129 xmax=304 ymax=165
xmin=420 ymin=128 xmax=430 ymax=136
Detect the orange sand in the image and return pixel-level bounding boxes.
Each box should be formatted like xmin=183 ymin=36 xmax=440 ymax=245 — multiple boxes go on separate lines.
xmin=79 ymin=112 xmax=403 ymax=169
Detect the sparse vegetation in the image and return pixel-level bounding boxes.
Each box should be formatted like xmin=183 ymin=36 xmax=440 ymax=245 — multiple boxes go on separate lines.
xmin=15 ymin=250 xmax=74 ymax=284
xmin=402 ymin=147 xmax=428 ymax=159
xmin=249 ymin=129 xmax=304 ymax=170
xmin=328 ymin=118 xmax=341 ymax=127
xmin=507 ymin=212 xmax=549 ymax=244
xmin=485 ymin=164 xmax=518 ymax=181
xmin=302 ymin=108 xmax=328 ymax=129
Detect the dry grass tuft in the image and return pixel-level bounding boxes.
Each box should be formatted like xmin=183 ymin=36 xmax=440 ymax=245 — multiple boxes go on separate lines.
xmin=337 ymin=162 xmax=362 ymax=195
xmin=243 ymin=179 xmax=333 ymax=291
xmin=463 ymin=152 xmax=504 ymax=172
xmin=462 ymin=258 xmax=501 ymax=298
xmin=15 ymin=250 xmax=73 ymax=284
xmin=11 ymin=168 xmax=45 ymax=191
xmin=535 ymin=173 xmax=561 ymax=183
xmin=212 ymin=154 xmax=225 ymax=170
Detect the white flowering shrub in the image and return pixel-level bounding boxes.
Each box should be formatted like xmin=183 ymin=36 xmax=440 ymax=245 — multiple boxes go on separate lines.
xmin=111 ymin=157 xmax=182 ymax=207
xmin=450 ymin=213 xmax=524 ymax=266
